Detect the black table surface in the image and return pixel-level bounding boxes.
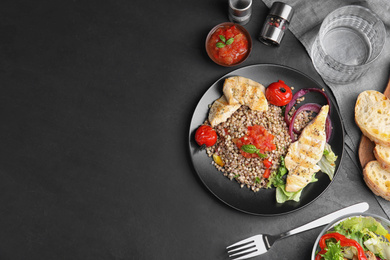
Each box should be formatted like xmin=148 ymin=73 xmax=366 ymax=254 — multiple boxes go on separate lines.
xmin=0 ymin=0 xmax=387 ymax=259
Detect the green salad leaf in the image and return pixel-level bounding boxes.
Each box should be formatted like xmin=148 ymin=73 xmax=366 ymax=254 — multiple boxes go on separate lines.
xmin=333 ymin=216 xmax=390 ymax=259
xmin=267 ymin=156 xmax=287 ymax=189
xmin=269 ymin=142 xmax=338 ymax=204
xmin=317 ymin=143 xmax=338 ymax=180
xmin=320 ymin=241 xmax=344 ymax=260
xmin=275 ymin=185 xmax=302 ymax=203
xmin=275 ymin=174 xmax=318 ymax=203
xmin=334 ymin=216 xmax=388 ymax=237
xmin=268 ymin=156 xmax=318 ymax=203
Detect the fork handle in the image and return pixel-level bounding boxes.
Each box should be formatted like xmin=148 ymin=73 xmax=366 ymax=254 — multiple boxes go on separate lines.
xmin=281 ymin=202 xmax=369 ymax=238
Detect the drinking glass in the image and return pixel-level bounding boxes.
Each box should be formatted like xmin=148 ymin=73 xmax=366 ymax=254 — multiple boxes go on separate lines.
xmin=311 ymin=5 xmax=386 ymax=84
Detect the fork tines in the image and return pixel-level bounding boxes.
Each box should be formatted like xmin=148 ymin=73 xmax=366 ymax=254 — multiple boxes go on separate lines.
xmin=226 ymin=235 xmax=261 ymax=260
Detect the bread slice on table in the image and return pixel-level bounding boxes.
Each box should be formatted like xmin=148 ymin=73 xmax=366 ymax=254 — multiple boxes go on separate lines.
xmin=355 ymin=90 xmax=390 ymax=147
xmin=374 ymin=144 xmax=390 ymax=170
xmin=363 ymin=160 xmax=390 ymax=201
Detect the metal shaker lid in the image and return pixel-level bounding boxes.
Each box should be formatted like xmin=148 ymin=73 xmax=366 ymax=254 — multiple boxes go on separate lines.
xmin=269 ymin=2 xmax=294 ymax=22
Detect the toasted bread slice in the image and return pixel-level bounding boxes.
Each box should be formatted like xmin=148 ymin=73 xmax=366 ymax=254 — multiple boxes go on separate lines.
xmin=208 ymin=95 xmax=241 ymax=127
xmin=374 ymin=144 xmax=390 ymax=170
xmin=363 ymin=160 xmax=390 ymax=201
xmin=355 ymin=90 xmax=390 ymax=147
xmin=223 ymin=76 xmax=268 ymax=111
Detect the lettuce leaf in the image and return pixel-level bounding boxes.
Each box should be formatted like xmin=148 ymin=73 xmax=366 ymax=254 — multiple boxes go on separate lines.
xmin=266 ymin=156 xmax=287 ymax=189
xmin=269 ymin=143 xmax=338 ymax=204
xmin=320 ymin=241 xmax=344 ymax=260
xmin=364 ymin=237 xmax=390 ymax=259
xmin=269 ymin=156 xmax=320 ymax=203
xmin=275 ymin=173 xmax=318 ymax=203
xmin=318 ymin=143 xmax=338 ymax=180
xmin=333 ymin=216 xmax=390 ymax=259
xmin=275 ymin=185 xmax=302 ymax=203
xmin=334 ymin=216 xmax=388 ymax=237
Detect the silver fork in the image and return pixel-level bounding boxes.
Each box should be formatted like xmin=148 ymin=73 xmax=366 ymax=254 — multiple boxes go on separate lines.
xmin=226 ymin=202 xmax=369 ymax=260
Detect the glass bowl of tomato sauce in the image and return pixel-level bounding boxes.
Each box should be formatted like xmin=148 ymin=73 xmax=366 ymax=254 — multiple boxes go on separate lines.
xmin=206 ymin=22 xmax=252 ymax=67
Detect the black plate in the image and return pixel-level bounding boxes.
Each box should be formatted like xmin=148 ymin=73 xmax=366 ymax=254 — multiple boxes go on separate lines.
xmin=188 ymin=64 xmax=345 ymax=216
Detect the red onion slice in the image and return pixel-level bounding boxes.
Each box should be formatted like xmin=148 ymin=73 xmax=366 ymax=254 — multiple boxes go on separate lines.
xmin=289 ymin=103 xmax=332 ymax=142
xmin=285 ymin=88 xmax=332 ymax=127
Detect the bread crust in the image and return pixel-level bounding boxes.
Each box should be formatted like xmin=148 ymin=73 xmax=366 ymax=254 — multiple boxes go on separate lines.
xmin=374 ymin=144 xmax=390 ymax=170
xmin=363 ymin=161 xmax=390 ymax=201
xmin=355 ymin=90 xmax=390 ymax=147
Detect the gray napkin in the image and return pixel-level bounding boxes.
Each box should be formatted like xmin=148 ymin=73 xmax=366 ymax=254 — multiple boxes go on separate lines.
xmin=261 ymin=0 xmax=390 ymax=217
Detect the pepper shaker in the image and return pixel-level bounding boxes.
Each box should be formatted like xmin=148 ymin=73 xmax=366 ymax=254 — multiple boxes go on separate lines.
xmin=259 ymin=2 xmax=293 ymax=46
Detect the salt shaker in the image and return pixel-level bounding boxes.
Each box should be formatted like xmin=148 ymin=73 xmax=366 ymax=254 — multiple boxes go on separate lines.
xmin=259 ymin=2 xmax=293 ymax=46
xmin=228 ymin=0 xmax=253 ymax=25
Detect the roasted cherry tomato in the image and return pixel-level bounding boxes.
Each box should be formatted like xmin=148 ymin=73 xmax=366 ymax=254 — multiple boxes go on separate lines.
xmin=265 ymin=80 xmax=293 ymax=106
xmin=195 ymin=125 xmax=217 ymax=148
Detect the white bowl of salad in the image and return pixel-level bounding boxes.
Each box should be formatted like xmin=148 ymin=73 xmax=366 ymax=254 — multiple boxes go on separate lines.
xmin=312 ymin=213 xmax=390 ymax=260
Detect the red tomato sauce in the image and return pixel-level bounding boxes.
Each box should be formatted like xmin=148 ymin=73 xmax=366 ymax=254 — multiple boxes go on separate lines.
xmin=208 ymin=25 xmax=249 ymax=66
xmin=234 ymin=125 xmax=276 ymax=158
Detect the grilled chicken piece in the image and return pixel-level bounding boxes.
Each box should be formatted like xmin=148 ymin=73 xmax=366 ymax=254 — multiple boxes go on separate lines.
xmin=208 ymin=95 xmax=241 ymax=127
xmin=223 ymin=76 xmax=268 ymax=111
xmin=285 ymin=105 xmax=329 ymax=192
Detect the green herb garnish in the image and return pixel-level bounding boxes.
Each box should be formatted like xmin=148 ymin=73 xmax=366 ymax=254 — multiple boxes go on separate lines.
xmin=226 ymin=38 xmax=234 ymax=45
xmin=240 ymin=144 xmax=267 ymax=158
xmin=216 ymin=42 xmax=226 ymax=48
xmin=216 ymin=35 xmax=234 ymax=48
